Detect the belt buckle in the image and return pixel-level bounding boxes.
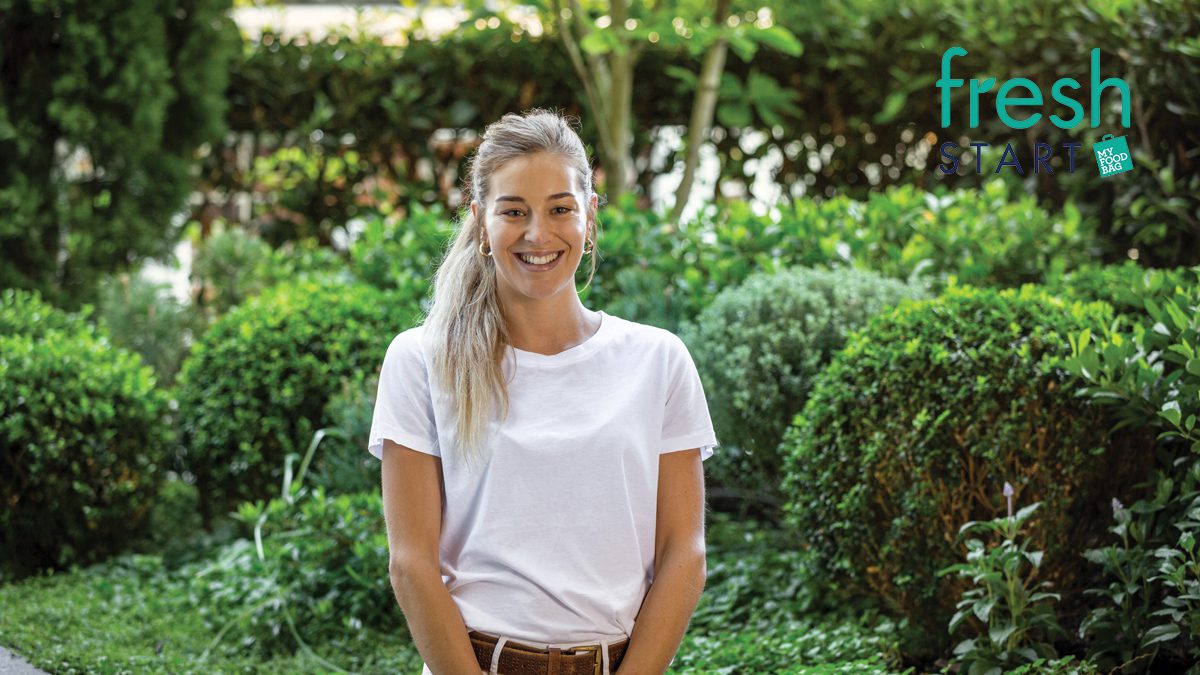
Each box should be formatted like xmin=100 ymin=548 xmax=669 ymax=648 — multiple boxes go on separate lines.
xmin=566 ymin=644 xmax=601 ymax=675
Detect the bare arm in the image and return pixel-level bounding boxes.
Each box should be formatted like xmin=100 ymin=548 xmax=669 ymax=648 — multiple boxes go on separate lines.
xmin=382 ymin=439 xmax=481 ymax=674
xmin=618 ymin=448 xmax=708 ymax=674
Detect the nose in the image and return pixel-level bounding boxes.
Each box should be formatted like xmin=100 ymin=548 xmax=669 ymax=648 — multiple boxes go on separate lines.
xmin=523 ymin=210 xmax=553 ymax=246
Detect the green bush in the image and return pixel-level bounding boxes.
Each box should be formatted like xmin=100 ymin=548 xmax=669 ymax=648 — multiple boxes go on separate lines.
xmin=779 ymin=284 xmax=1156 ymax=661
xmin=680 ymin=266 xmax=927 ymax=523
xmin=0 ymin=0 xmax=240 ymax=311
xmin=1066 ymin=272 xmax=1200 ymax=669
xmin=1045 ymin=261 xmax=1196 ymax=317
xmin=305 ymin=369 xmax=379 ymax=497
xmin=586 ymin=181 xmax=1088 ymax=335
xmin=173 ymin=276 xmax=418 ymax=528
xmin=348 ymin=203 xmax=457 ymax=315
xmin=183 ymin=487 xmax=396 ymax=659
xmin=0 ymin=289 xmax=171 ymax=579
xmin=94 ymin=269 xmax=205 ymax=390
xmin=188 ymin=220 xmax=348 ymax=323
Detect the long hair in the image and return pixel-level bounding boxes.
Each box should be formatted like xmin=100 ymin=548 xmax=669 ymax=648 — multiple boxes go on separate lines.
xmin=423 ymin=108 xmax=601 ymax=469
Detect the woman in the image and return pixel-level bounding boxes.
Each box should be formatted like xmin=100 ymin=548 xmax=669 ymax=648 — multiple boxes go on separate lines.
xmin=368 ymin=109 xmax=719 ymax=675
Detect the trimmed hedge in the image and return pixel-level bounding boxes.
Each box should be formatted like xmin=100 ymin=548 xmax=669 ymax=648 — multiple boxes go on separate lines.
xmin=0 ymin=289 xmax=171 ymax=579
xmin=680 ymin=266 xmax=928 ymax=523
xmin=779 ymin=284 xmax=1157 ymax=660
xmin=173 ymin=276 xmax=419 ymax=528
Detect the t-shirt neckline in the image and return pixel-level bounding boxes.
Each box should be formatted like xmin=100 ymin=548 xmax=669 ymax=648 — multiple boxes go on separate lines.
xmin=507 ymin=310 xmax=614 ymax=367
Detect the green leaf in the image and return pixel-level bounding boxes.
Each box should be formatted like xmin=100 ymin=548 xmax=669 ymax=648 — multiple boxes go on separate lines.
xmin=1160 ymin=400 xmax=1182 ymax=428
xmin=875 ymin=91 xmax=907 ymax=125
xmin=1140 ymin=623 xmax=1181 ymax=647
xmin=989 ymin=623 xmax=1016 ymax=646
xmin=754 ymin=25 xmax=803 ymax=56
xmin=973 ymin=599 xmax=996 ymax=622
xmin=580 ymin=30 xmax=611 ymax=55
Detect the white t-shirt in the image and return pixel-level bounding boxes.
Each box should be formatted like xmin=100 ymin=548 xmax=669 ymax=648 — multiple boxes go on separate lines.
xmin=367 ymin=309 xmax=719 ymax=650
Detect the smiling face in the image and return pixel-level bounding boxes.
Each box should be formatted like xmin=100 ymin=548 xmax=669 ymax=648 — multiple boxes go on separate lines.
xmin=473 ymin=151 xmax=596 ymax=307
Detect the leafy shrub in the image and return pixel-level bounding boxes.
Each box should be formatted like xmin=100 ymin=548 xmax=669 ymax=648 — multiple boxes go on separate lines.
xmin=184 ymin=486 xmax=396 ymax=659
xmin=348 ymin=203 xmax=456 ymax=315
xmin=780 ymin=284 xmax=1156 ymax=661
xmin=188 ymin=219 xmax=347 ymax=323
xmin=1045 ymin=261 xmax=1196 ymax=317
xmin=1066 ymin=273 xmax=1200 ymax=670
xmin=587 ymin=181 xmax=1086 ymax=335
xmin=173 ymin=276 xmax=418 ymax=528
xmin=305 ymin=370 xmax=379 ymax=496
xmin=936 ymin=489 xmax=1066 ymax=672
xmin=680 ymin=266 xmax=927 ymax=523
xmin=0 ymin=0 xmax=239 ymax=311
xmin=94 ymin=269 xmax=205 ymax=390
xmin=0 ymin=289 xmax=171 ymax=579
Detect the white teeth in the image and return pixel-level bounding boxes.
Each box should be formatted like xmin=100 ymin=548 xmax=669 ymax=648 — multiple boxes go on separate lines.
xmin=519 ymin=251 xmax=561 ymax=265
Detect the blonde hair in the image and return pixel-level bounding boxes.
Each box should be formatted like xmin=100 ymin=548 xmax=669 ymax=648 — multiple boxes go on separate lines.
xmin=423 ymin=108 xmax=601 ymax=469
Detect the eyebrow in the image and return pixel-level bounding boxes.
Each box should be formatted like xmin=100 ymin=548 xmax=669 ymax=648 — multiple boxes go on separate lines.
xmin=495 ymin=192 xmax=576 ymax=204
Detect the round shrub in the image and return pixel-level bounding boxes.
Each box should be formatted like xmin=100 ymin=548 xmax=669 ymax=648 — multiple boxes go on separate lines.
xmin=779 ymin=284 xmax=1156 ymax=660
xmin=680 ymin=265 xmax=928 ymax=523
xmin=0 ymin=289 xmax=171 ymax=579
xmin=174 ymin=275 xmax=418 ymax=528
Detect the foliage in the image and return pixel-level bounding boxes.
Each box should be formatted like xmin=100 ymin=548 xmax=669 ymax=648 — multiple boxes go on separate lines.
xmin=187 ymin=218 xmax=347 ymax=322
xmin=1079 ymin=488 xmax=1185 ymax=673
xmin=680 ymin=266 xmax=926 ymax=523
xmin=584 ymin=181 xmax=1086 ymax=335
xmin=183 ymin=486 xmax=396 ymax=662
xmin=1046 ymin=261 xmax=1196 ymax=318
xmin=0 ymin=551 xmax=422 ymax=674
xmin=347 ymin=202 xmax=457 ymax=315
xmin=305 ymin=370 xmax=380 ymax=496
xmin=0 ymin=0 xmax=241 ymax=311
xmin=779 ymin=284 xmax=1153 ymax=661
xmin=214 ymin=0 xmax=1200 ymax=267
xmin=173 ymin=276 xmax=418 ymax=529
xmin=936 ymin=494 xmax=1067 ymax=674
xmin=1065 ymin=272 xmax=1200 ymax=670
xmin=0 ymin=289 xmax=171 ymax=580
xmin=93 ymin=269 xmax=205 ymax=390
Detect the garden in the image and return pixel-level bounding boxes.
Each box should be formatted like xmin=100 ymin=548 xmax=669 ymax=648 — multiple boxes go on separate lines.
xmin=1 ymin=0 xmax=1199 ymax=673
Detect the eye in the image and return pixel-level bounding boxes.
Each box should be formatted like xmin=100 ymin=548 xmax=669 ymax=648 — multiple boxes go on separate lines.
xmin=552 ymin=206 xmax=573 ymax=214
xmin=500 ymin=209 xmax=524 ymax=217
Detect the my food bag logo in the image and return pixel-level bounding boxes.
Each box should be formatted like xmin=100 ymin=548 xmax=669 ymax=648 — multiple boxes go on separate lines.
xmin=935 ymin=46 xmax=1133 ymax=178
xmin=1094 ymin=134 xmax=1134 ymax=176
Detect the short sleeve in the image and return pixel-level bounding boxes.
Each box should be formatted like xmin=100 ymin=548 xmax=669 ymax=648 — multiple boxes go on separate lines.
xmin=659 ymin=334 xmax=719 ymax=461
xmin=367 ymin=328 xmax=440 ymax=460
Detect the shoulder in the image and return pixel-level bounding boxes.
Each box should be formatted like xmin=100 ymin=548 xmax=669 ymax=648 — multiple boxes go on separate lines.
xmin=384 ymin=323 xmax=431 ymax=369
xmin=604 ymin=312 xmax=690 ymax=362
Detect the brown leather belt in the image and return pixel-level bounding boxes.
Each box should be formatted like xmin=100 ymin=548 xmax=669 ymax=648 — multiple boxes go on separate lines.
xmin=468 ymin=630 xmax=629 ymax=675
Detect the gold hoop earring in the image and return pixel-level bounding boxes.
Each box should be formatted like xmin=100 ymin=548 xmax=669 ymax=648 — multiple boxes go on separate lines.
xmin=478 ymin=239 xmax=492 ymax=257
xmin=582 ymin=239 xmax=593 ymax=255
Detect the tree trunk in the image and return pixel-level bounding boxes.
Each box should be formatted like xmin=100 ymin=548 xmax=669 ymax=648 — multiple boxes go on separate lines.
xmin=670 ymin=0 xmax=732 ymax=226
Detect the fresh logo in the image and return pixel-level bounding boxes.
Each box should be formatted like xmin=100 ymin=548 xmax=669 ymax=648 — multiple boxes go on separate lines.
xmin=1094 ymin=134 xmax=1134 ymax=177
xmin=934 ymin=45 xmax=1132 ymax=176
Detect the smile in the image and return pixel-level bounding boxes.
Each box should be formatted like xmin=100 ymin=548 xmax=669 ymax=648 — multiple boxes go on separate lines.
xmin=514 ymin=250 xmax=564 ymax=271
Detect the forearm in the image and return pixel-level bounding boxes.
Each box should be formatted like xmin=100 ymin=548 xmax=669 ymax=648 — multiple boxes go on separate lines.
xmin=390 ymin=559 xmax=481 ymax=675
xmin=618 ymin=547 xmax=707 ymax=675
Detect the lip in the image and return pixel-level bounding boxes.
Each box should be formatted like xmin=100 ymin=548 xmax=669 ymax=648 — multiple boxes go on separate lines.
xmin=513 ymin=250 xmax=565 ymax=272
